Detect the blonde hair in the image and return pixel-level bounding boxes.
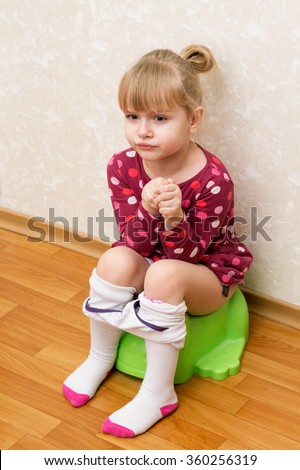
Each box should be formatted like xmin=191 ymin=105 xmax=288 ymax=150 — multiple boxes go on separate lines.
xmin=118 ymin=44 xmax=216 ymax=116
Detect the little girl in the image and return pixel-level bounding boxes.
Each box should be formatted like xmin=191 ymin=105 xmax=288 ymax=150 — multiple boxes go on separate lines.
xmin=63 ymin=44 xmax=253 ymax=438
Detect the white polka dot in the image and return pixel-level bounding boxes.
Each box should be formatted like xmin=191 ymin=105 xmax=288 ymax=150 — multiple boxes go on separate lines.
xmin=224 ymin=173 xmax=230 ymax=181
xmin=190 ymin=247 xmax=198 ymax=258
xmin=211 ymin=263 xmax=219 ymax=268
xmin=117 ymin=159 xmax=123 ymax=168
xmin=206 ymin=180 xmax=215 ymax=189
xmin=174 ymin=248 xmax=184 ymax=254
xmin=214 ymin=205 xmax=223 ymax=214
xmin=139 ymin=180 xmax=144 ymax=189
xmin=111 ymin=176 xmax=120 ymax=185
xmin=211 ymin=186 xmax=221 ymax=194
xmin=137 ymin=210 xmax=144 ymax=220
xmin=126 ymin=150 xmax=136 ymax=158
xmin=212 ymin=219 xmax=220 ymax=228
xmin=228 ymin=271 xmax=235 ymax=277
xmin=238 ymin=245 xmax=246 ymax=252
xmin=126 ymin=150 xmax=136 ymax=157
xmin=127 ymin=196 xmax=137 ymax=205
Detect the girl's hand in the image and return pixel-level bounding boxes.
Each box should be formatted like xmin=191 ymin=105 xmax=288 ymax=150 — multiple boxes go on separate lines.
xmin=141 ymin=177 xmax=166 ymax=216
xmin=154 ymin=178 xmax=184 ymax=229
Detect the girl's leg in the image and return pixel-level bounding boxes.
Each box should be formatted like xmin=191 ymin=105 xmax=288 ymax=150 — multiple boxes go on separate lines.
xmin=63 ymin=247 xmax=149 ymax=407
xmin=143 ymin=259 xmax=237 ymax=315
xmin=102 ymin=339 xmax=179 ymax=437
xmin=102 ymin=260 xmax=235 ymax=436
xmin=63 ymin=317 xmax=122 ymax=407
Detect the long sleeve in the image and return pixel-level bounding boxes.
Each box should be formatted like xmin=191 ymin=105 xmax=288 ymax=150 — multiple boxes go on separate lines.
xmin=107 ymin=153 xmax=162 ymax=256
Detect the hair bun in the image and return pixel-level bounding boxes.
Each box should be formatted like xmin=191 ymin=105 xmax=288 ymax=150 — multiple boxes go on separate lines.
xmin=180 ymin=44 xmax=216 ymax=73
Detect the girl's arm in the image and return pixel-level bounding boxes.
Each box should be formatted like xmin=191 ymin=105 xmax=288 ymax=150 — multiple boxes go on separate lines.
xmin=157 ymin=178 xmax=234 ymax=263
xmin=107 ymin=158 xmax=162 ymax=256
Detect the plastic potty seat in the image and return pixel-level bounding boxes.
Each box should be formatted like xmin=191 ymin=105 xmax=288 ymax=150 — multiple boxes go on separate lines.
xmin=115 ymin=288 xmax=249 ymax=384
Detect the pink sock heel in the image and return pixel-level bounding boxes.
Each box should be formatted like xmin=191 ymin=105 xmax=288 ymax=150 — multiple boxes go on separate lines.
xmin=62 ymin=384 xmax=91 ymax=407
xmin=160 ymin=402 xmax=178 ymax=416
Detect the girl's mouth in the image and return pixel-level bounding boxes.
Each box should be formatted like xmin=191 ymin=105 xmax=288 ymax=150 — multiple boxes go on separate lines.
xmin=137 ymin=143 xmax=155 ymax=150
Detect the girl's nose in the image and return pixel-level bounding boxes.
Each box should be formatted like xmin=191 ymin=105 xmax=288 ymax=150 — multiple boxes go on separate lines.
xmin=138 ymin=119 xmax=153 ymax=138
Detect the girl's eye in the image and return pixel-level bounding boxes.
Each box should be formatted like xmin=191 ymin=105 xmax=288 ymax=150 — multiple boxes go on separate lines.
xmin=125 ymin=114 xmax=138 ymax=120
xmin=154 ymin=115 xmax=167 ymax=121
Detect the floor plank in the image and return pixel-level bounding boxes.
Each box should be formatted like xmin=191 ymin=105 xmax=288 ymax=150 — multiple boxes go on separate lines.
xmin=235 ymin=375 xmax=300 ymax=417
xmin=10 ymin=434 xmax=62 ymax=451
xmin=175 ymin=395 xmax=300 ymax=450
xmin=0 ymin=420 xmax=26 ymax=450
xmin=241 ymin=351 xmax=300 ymax=393
xmin=0 ymin=393 xmax=61 ymax=439
xmin=236 ymin=399 xmax=300 ymax=441
xmin=176 ymin=376 xmax=249 ymax=415
xmin=1 ymin=244 xmax=92 ymax=288
xmin=44 ymin=422 xmax=121 ymax=450
xmin=0 ymin=256 xmax=82 ymax=301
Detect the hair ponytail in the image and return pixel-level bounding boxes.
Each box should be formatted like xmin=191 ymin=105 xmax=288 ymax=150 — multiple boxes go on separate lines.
xmin=180 ymin=44 xmax=216 ymax=74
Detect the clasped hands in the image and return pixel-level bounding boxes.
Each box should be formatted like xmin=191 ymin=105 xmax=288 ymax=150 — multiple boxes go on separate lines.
xmin=142 ymin=177 xmax=184 ymax=230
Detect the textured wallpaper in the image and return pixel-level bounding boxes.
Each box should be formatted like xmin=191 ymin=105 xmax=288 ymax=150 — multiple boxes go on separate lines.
xmin=1 ymin=0 xmax=299 ymax=306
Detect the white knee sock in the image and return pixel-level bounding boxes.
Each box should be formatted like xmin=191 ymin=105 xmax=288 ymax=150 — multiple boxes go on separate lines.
xmin=63 ymin=319 xmax=121 ymax=406
xmin=102 ymin=340 xmax=179 ymax=437
xmin=83 ymin=269 xmax=136 ymax=319
xmin=102 ymin=295 xmax=186 ymax=437
xmin=63 ymin=269 xmax=136 ymax=407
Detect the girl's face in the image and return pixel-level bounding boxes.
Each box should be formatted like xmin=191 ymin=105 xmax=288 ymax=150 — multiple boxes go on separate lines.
xmin=124 ymin=106 xmax=201 ymax=163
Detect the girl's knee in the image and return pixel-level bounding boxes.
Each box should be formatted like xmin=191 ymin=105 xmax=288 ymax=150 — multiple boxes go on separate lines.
xmin=144 ymin=260 xmax=184 ymax=304
xmin=96 ymin=246 xmax=149 ymax=290
xmin=96 ymin=246 xmax=125 ymax=270
xmin=146 ymin=260 xmax=176 ymax=281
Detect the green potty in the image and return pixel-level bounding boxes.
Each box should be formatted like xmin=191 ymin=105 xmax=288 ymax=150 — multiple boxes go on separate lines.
xmin=115 ymin=288 xmax=249 ymax=384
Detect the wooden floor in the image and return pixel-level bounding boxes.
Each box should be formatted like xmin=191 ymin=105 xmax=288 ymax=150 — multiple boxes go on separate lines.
xmin=1 ymin=227 xmax=300 ymax=450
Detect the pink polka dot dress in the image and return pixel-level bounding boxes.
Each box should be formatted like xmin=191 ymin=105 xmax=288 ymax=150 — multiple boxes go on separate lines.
xmin=107 ymin=146 xmax=253 ymax=287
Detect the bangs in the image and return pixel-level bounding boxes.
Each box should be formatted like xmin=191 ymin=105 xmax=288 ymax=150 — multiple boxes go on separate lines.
xmin=118 ymin=61 xmax=186 ymax=113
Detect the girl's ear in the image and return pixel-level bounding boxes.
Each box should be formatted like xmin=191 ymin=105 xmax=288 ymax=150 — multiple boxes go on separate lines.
xmin=189 ymin=107 xmax=204 ymax=134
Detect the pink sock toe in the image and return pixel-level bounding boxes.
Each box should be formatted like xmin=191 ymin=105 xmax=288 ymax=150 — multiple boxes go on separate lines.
xmin=102 ymin=417 xmax=135 ymax=438
xmin=62 ymin=384 xmax=90 ymax=407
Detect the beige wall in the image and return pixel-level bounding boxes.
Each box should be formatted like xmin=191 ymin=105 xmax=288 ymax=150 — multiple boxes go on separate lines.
xmin=1 ymin=0 xmax=299 ymax=306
